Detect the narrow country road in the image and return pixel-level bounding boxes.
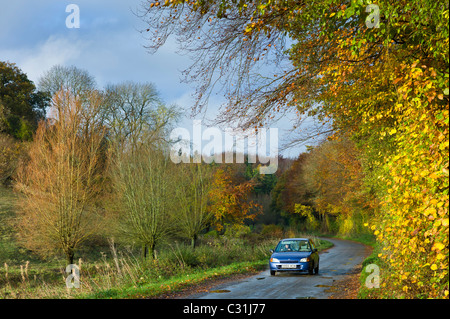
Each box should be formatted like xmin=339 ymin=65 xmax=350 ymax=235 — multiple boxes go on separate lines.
xmin=189 ymin=238 xmax=371 ymax=299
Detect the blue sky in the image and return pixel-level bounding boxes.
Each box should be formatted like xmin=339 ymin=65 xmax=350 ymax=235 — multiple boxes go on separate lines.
xmin=0 ymin=0 xmax=313 ymax=158
xmin=0 ymin=1 xmax=190 ymax=99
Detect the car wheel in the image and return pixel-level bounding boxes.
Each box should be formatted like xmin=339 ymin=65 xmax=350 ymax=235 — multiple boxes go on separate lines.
xmin=270 ymin=270 xmax=276 ymax=276
xmin=308 ymin=264 xmax=314 ymax=275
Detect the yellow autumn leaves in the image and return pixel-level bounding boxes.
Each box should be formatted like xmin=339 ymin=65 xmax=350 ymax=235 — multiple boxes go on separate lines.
xmin=144 ymin=0 xmax=450 ymax=299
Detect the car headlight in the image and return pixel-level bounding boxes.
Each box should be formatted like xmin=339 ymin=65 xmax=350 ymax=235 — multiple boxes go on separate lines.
xmin=300 ymin=257 xmax=310 ymax=262
xmin=270 ymin=258 xmax=280 ymax=263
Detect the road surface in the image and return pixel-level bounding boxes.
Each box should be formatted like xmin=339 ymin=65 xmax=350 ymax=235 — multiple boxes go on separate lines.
xmin=188 ymin=238 xmax=371 ymax=299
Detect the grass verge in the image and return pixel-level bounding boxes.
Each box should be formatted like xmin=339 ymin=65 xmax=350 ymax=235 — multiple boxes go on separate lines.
xmin=80 ymin=260 xmax=267 ymax=299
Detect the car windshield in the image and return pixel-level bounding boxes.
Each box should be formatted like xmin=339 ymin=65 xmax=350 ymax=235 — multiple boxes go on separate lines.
xmin=274 ymin=240 xmax=311 ymax=252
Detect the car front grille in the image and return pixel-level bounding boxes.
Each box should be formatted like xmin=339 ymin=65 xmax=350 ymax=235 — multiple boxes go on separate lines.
xmin=279 ymin=260 xmax=299 ymax=263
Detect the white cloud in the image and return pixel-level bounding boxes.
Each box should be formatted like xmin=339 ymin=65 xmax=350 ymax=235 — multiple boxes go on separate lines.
xmin=0 ymin=35 xmax=87 ymax=83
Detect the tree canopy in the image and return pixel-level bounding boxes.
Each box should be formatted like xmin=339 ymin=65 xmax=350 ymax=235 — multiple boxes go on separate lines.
xmin=0 ymin=61 xmax=48 ymax=140
xmin=140 ymin=0 xmax=449 ymax=298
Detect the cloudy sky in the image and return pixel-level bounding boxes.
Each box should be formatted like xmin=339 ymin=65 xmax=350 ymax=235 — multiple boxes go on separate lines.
xmin=0 ymin=0 xmax=313 ymax=158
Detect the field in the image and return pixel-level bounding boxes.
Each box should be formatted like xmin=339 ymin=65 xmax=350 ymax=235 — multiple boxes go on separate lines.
xmin=0 ymin=187 xmax=332 ymax=299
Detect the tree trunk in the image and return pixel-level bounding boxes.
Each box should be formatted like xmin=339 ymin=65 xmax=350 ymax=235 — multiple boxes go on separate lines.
xmin=150 ymin=242 xmax=156 ymax=259
xmin=191 ymin=234 xmax=198 ymax=249
xmin=66 ymin=249 xmax=74 ymax=265
xmin=142 ymin=244 xmax=148 ymax=259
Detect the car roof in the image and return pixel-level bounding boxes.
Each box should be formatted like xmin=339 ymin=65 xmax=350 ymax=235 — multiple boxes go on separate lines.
xmin=279 ymin=238 xmax=310 ymax=241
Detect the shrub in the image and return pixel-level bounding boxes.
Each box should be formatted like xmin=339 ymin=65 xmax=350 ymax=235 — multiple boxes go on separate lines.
xmin=224 ymin=224 xmax=252 ymax=239
xmin=261 ymin=224 xmax=283 ymax=238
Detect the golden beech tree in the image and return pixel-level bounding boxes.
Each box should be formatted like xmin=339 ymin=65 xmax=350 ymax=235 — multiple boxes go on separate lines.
xmin=14 ymin=89 xmax=108 ymax=265
xmin=208 ymin=167 xmax=262 ymax=232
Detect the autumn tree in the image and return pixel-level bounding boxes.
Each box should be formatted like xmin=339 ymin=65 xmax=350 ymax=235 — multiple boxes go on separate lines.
xmin=311 ymin=2 xmax=449 ymax=298
xmin=104 ymin=80 xmax=181 ymax=258
xmin=14 ymin=89 xmax=108 ymax=265
xmin=138 ymin=0 xmax=303 ymax=131
xmin=208 ymin=166 xmax=262 ymax=232
xmin=271 ymin=153 xmax=313 ymax=214
xmin=270 ymin=152 xmax=315 ymax=227
xmin=303 ymin=135 xmax=377 ymax=234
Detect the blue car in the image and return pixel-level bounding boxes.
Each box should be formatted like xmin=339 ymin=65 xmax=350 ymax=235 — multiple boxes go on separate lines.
xmin=269 ymin=238 xmax=319 ymax=276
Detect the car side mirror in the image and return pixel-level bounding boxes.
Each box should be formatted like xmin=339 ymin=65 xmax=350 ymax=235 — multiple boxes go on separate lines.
xmin=312 ymin=248 xmax=317 ymax=253
xmin=269 ymin=249 xmax=274 ymax=253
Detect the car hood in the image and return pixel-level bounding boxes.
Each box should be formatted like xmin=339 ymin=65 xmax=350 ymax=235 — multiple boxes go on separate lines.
xmin=271 ymin=251 xmax=311 ymax=260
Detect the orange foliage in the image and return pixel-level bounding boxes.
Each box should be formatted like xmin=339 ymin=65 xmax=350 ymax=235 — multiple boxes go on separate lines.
xmin=208 ymin=167 xmax=262 ymax=231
